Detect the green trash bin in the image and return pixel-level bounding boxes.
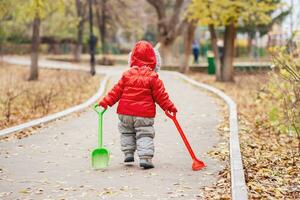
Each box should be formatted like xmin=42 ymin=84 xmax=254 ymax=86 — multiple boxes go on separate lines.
xmin=207 ymin=51 xmax=216 ymax=75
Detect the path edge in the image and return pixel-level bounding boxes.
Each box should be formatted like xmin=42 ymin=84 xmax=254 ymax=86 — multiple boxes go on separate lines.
xmin=0 ymin=75 xmax=110 ymax=137
xmin=170 ymin=71 xmax=248 ymax=200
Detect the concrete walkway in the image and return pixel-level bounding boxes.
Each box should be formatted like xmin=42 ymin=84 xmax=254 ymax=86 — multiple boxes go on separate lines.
xmin=0 ymin=58 xmax=223 ymax=199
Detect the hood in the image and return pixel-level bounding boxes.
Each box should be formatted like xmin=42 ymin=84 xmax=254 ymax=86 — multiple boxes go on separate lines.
xmin=130 ymin=41 xmax=157 ymax=70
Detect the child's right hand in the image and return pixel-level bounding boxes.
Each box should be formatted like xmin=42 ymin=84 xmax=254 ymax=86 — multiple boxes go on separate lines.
xmin=99 ymin=101 xmax=108 ymax=109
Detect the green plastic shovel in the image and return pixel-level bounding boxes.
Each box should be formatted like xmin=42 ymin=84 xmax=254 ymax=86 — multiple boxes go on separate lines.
xmin=91 ymin=104 xmax=109 ymax=169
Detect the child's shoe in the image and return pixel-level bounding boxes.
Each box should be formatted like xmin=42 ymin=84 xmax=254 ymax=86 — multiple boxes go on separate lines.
xmin=124 ymin=153 xmax=134 ymax=163
xmin=139 ymin=158 xmax=154 ymax=169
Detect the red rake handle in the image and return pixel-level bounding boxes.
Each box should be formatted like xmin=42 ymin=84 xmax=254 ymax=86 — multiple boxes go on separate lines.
xmin=165 ymin=111 xmax=197 ymax=160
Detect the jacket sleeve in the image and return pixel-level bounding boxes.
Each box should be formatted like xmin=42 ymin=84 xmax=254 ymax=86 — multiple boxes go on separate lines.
xmin=151 ymin=75 xmax=176 ymax=111
xmin=101 ymin=75 xmax=125 ymax=107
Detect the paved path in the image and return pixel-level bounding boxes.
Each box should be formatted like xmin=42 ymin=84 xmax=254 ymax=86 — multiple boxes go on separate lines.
xmin=0 ymin=58 xmax=223 ymax=199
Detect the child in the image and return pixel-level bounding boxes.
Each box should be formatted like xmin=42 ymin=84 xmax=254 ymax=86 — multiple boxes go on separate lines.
xmin=98 ymin=41 xmax=177 ymax=169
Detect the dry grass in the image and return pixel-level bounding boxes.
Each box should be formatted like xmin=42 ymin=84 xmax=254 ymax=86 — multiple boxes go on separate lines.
xmin=0 ymin=62 xmax=101 ymax=130
xmin=190 ymin=71 xmax=299 ymax=199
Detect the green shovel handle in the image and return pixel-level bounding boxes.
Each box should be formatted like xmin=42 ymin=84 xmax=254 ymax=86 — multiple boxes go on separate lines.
xmin=93 ymin=104 xmax=107 ymax=115
xmin=93 ymin=104 xmax=106 ymax=147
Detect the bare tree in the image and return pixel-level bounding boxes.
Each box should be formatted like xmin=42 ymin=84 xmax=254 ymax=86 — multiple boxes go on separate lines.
xmin=2 ymin=90 xmax=24 ymax=123
xmin=1 ymin=77 xmax=28 ymax=123
xmin=31 ymin=86 xmax=60 ymax=115
xmin=146 ymin=0 xmax=188 ymax=66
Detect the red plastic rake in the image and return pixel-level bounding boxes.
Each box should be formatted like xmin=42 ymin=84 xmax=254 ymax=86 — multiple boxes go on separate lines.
xmin=165 ymin=111 xmax=206 ymax=171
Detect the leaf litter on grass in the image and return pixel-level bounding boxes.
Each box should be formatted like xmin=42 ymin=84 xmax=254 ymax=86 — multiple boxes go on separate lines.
xmin=0 ymin=62 xmax=102 ymax=140
xmin=190 ymin=72 xmax=300 ymax=199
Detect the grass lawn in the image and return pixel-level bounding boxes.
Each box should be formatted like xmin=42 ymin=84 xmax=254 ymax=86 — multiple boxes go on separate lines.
xmin=0 ymin=62 xmax=102 ymax=132
xmin=190 ymin=71 xmax=299 ymax=199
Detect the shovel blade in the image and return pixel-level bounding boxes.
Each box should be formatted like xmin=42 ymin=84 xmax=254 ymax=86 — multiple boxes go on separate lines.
xmin=91 ymin=148 xmax=109 ymax=169
xmin=192 ymin=158 xmax=206 ymax=171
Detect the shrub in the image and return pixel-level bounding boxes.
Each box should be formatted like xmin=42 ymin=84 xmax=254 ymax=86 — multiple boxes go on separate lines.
xmin=266 ymin=46 xmax=300 ymax=155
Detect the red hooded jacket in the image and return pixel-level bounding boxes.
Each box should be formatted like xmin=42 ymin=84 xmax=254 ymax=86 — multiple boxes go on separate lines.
xmin=99 ymin=41 xmax=177 ymax=118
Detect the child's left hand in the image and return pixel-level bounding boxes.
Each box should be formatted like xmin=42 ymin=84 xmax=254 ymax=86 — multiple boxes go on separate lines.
xmin=168 ymin=105 xmax=177 ymax=113
xmin=99 ymin=101 xmax=108 ymax=109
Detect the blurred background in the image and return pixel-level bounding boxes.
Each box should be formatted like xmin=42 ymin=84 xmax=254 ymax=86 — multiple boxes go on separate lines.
xmin=0 ymin=1 xmax=299 ymax=198
xmin=0 ymin=0 xmax=298 ymax=71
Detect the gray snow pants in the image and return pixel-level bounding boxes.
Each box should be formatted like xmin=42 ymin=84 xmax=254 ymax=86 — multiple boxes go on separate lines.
xmin=118 ymin=114 xmax=155 ymax=159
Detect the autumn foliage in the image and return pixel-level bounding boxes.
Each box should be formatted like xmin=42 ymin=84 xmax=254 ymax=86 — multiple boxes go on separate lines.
xmin=190 ymin=46 xmax=300 ymax=198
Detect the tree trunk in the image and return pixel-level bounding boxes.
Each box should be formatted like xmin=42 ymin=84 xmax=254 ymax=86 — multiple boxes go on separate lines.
xmin=100 ymin=0 xmax=107 ymax=55
xmin=180 ymin=22 xmax=196 ymax=73
xmin=28 ymin=15 xmax=41 ymax=81
xmin=88 ymin=0 xmax=96 ymax=76
xmin=160 ymin=42 xmax=174 ymax=67
xmin=146 ymin=0 xmax=185 ymax=67
xmin=247 ymin=32 xmax=255 ymax=59
xmin=95 ymin=0 xmax=109 ymax=64
xmin=208 ymin=24 xmax=222 ymax=81
xmin=75 ymin=0 xmax=84 ymax=62
xmin=267 ymin=34 xmax=271 ymax=48
xmin=221 ymin=23 xmax=236 ymax=82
